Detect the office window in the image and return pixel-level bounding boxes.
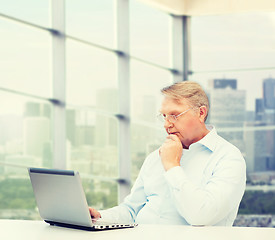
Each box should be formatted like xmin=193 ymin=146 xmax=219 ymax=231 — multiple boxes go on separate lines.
xmin=130 ymin=60 xmax=172 ymax=119
xmin=0 ymin=0 xmax=49 ymax=27
xmin=66 ymin=108 xmax=119 ymax=178
xmin=66 ymin=40 xmax=117 ymax=109
xmin=130 ymin=0 xmax=170 ymax=67
xmin=65 ymin=2 xmax=119 ymax=208
xmin=0 ymin=169 xmax=39 ymax=220
xmin=0 ymin=92 xmax=53 ymax=219
xmin=0 ymin=92 xmax=53 ymax=169
xmin=130 ymin=60 xmax=172 ymax=180
xmin=191 ymin=13 xmax=275 ymax=71
xmin=82 ymin=179 xmax=118 ymax=210
xmin=0 ymin=1 xmax=52 ymax=217
xmin=66 ymin=0 xmax=114 ymax=48
xmin=0 ymin=0 xmax=173 ymax=220
xmin=0 ymin=20 xmax=51 ymax=97
xmin=190 ymin=13 xmax=275 ymax=223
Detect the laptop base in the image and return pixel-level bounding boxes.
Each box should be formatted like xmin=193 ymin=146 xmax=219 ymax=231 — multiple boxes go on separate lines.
xmin=45 ymin=220 xmax=137 ymax=231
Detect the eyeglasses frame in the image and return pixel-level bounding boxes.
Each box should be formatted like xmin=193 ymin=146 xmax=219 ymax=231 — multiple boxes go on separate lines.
xmin=157 ymin=107 xmax=193 ymax=123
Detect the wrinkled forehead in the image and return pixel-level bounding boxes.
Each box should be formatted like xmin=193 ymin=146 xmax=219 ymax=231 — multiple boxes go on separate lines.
xmin=159 ymin=96 xmax=190 ymax=113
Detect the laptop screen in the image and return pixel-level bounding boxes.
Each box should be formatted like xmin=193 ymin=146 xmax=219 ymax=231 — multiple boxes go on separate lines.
xmin=28 ymin=168 xmax=93 ymax=228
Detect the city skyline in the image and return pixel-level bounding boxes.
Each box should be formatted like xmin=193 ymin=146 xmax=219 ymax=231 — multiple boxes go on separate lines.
xmin=1 ymin=77 xmax=275 ymax=176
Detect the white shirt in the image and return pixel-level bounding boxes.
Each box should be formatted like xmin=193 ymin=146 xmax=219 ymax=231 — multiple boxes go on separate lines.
xmin=100 ymin=126 xmax=246 ymax=226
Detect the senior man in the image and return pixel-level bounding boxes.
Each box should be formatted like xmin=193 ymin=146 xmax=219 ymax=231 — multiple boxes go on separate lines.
xmin=90 ymin=81 xmax=246 ymax=226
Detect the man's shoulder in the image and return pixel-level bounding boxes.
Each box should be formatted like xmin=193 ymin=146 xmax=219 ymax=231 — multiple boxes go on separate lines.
xmin=208 ymin=132 xmax=246 ymax=174
xmin=203 ymin=126 xmax=242 ymax=156
xmin=216 ymin=134 xmax=240 ymax=152
xmin=213 ymin=134 xmax=245 ymax=164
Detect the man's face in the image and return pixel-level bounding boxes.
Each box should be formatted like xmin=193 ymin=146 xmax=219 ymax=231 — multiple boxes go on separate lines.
xmin=159 ymin=96 xmax=203 ymax=149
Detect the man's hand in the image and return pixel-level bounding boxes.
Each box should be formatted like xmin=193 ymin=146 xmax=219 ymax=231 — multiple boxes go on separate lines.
xmin=89 ymin=207 xmax=101 ymax=221
xmin=159 ymin=134 xmax=183 ymax=171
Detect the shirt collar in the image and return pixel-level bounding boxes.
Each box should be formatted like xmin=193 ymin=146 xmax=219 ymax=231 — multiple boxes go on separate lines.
xmin=190 ymin=125 xmax=217 ymax=152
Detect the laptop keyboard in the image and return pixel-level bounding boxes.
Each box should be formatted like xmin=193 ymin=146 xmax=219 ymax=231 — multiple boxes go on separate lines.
xmin=93 ymin=220 xmax=137 ymax=230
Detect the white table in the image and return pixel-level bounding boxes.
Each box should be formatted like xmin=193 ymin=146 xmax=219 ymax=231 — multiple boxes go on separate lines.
xmin=1 ymin=219 xmax=275 ymax=240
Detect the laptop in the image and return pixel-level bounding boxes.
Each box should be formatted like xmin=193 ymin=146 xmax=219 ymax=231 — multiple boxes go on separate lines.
xmin=28 ymin=167 xmax=137 ymax=231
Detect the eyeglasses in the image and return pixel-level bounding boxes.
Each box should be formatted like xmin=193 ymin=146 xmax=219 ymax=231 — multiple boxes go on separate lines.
xmin=157 ymin=108 xmax=192 ymax=123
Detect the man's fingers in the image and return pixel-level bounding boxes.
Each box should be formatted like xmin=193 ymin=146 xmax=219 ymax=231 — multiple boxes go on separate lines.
xmin=166 ymin=134 xmax=180 ymax=142
xmin=89 ymin=207 xmax=101 ymax=219
xmin=162 ymin=135 xmax=179 ymax=147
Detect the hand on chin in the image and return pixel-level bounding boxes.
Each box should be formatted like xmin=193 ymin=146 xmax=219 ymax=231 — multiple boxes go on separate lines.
xmin=159 ymin=134 xmax=183 ymax=171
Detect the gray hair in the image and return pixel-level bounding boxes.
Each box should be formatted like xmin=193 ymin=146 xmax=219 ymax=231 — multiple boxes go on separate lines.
xmin=161 ymin=81 xmax=209 ymax=121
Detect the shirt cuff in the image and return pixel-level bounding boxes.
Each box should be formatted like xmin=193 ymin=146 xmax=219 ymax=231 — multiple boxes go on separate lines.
xmin=164 ymin=166 xmax=189 ymax=190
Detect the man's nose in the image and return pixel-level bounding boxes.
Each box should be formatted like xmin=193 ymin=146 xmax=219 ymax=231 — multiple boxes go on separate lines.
xmin=164 ymin=118 xmax=173 ymax=129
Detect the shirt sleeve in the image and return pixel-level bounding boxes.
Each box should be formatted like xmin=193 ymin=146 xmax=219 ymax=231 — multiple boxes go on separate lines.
xmin=164 ymin=152 xmax=246 ymax=226
xmin=99 ymin=159 xmax=148 ymax=223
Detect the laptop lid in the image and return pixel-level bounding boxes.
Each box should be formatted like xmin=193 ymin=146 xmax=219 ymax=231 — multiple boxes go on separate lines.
xmin=28 ymin=167 xmax=93 ymax=228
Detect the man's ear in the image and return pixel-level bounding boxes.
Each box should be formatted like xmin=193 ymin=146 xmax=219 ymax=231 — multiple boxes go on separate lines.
xmin=199 ymin=106 xmax=208 ymax=123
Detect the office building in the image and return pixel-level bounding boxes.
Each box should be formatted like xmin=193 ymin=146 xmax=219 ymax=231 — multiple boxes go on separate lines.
xmin=66 ymin=109 xmax=76 ymax=146
xmin=24 ymin=102 xmax=51 ymax=118
xmin=263 ymin=78 xmax=275 ymax=109
xmin=208 ymin=82 xmax=246 ymax=152
xmin=245 ymin=79 xmax=275 ymax=172
xmin=0 ymin=115 xmax=22 ymax=146
xmin=209 ymin=79 xmax=237 ymax=90
xmin=95 ymin=88 xmax=118 ymax=147
xmin=23 ymin=117 xmax=50 ymax=160
xmin=244 ymin=122 xmax=269 ymax=172
xmin=255 ymin=98 xmax=265 ymax=121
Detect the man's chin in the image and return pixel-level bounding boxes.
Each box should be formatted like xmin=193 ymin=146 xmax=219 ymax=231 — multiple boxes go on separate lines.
xmin=180 ymin=140 xmax=189 ymax=149
xmin=182 ymin=144 xmax=188 ymax=149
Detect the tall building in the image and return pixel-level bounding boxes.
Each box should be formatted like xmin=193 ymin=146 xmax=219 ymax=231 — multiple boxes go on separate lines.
xmin=131 ymin=95 xmax=161 ymax=154
xmin=24 ymin=102 xmax=51 ymax=118
xmin=22 ymin=102 xmax=52 ymax=166
xmin=95 ymin=88 xmax=118 ymax=147
xmin=263 ymin=78 xmax=275 ymax=109
xmin=246 ymin=79 xmax=275 ymax=173
xmin=255 ymin=98 xmax=265 ymax=121
xmin=66 ymin=109 xmax=77 ymax=146
xmin=75 ymin=125 xmax=95 ymax=146
xmin=245 ymin=122 xmax=275 ymax=172
xmin=42 ymin=141 xmax=52 ymax=168
xmin=207 ymin=79 xmax=246 ymax=152
xmin=24 ymin=102 xmax=40 ymax=117
xmin=66 ymin=109 xmax=95 ymax=148
xmin=23 ymin=117 xmax=50 ymax=159
xmin=0 ymin=115 xmax=22 ymax=145
xmin=244 ymin=122 xmax=269 ymax=172
xmin=262 ymin=78 xmax=275 ymax=171
xmin=209 ymin=79 xmax=237 ymax=90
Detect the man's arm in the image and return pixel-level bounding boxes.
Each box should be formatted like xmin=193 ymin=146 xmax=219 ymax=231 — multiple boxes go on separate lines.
xmin=89 ymin=158 xmax=149 ymax=223
xmin=160 ymin=134 xmax=246 ymax=226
